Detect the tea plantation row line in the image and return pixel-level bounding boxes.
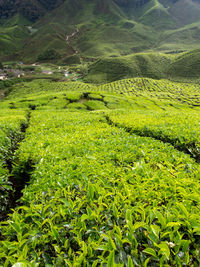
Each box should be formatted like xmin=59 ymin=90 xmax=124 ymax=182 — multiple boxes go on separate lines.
xmin=0 ymin=110 xmax=27 ymax=219
xmin=107 ymin=109 xmax=200 ymax=161
xmin=98 ymin=78 xmax=200 ymax=106
xmin=6 ymin=78 xmax=200 ymax=107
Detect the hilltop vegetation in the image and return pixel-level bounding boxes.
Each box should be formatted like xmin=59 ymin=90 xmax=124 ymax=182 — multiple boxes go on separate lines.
xmin=1 ymin=48 xmax=200 ymax=88
xmin=167 ymin=49 xmax=200 ymax=79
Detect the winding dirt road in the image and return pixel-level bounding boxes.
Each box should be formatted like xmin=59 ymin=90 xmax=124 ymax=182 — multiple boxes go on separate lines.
xmin=66 ymin=28 xmax=79 ymax=55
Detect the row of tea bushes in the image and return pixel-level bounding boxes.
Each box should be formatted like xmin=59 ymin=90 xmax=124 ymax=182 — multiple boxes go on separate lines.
xmin=7 ymin=80 xmax=96 ymax=100
xmin=0 ymin=109 xmax=26 ymax=218
xmin=98 ymin=78 xmax=200 ymax=106
xmin=108 ymin=109 xmax=200 ymax=160
xmin=7 ymin=78 xmax=200 ymax=107
xmin=1 ymin=110 xmax=200 ymax=266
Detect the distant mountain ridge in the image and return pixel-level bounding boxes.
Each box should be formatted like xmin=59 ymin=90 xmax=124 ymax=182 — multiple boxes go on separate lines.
xmin=1 ymin=0 xmax=200 ymax=61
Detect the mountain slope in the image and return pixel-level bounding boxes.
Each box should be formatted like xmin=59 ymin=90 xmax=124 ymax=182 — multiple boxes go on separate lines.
xmin=1 ymin=0 xmax=200 ymax=61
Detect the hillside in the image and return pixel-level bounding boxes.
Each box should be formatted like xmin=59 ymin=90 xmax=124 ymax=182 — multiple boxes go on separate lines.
xmin=1 ymin=0 xmax=200 ymax=61
xmin=84 ymin=48 xmax=200 ymax=83
xmin=85 ymin=52 xmax=172 ymax=83
xmin=167 ymin=48 xmax=200 ymax=79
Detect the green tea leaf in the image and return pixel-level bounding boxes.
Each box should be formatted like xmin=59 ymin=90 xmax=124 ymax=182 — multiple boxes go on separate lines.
xmin=107 ymin=250 xmax=115 ymax=267
xmin=143 ymin=248 xmax=157 ymax=258
xmin=128 ymin=256 xmax=134 ymax=267
xmin=12 ymin=263 xmax=27 ymax=267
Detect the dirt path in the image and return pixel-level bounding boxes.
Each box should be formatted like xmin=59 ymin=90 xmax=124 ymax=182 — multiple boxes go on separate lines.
xmin=66 ymin=28 xmax=79 ymax=55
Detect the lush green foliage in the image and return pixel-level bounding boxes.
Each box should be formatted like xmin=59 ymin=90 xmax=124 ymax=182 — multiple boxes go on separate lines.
xmin=1 ymin=111 xmax=200 ymax=266
xmin=37 ymin=49 xmax=61 ymax=61
xmin=1 ymin=77 xmax=200 ymax=265
xmin=98 ymin=78 xmax=200 ymax=105
xmin=6 ymin=80 xmax=95 ymax=99
xmin=108 ymin=109 xmax=200 ymax=160
xmin=7 ymin=78 xmax=200 ymax=106
xmin=167 ymin=49 xmax=200 ymax=79
xmin=85 ymin=53 xmax=172 ymax=83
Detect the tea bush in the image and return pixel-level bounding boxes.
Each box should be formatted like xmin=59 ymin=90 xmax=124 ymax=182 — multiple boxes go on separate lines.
xmin=108 ymin=109 xmax=200 ymax=160
xmin=0 ymin=110 xmax=26 ymax=218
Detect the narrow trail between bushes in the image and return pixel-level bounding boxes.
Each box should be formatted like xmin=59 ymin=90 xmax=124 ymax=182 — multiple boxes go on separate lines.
xmin=0 ymin=110 xmax=33 ymax=221
xmin=105 ymin=115 xmax=200 ymax=163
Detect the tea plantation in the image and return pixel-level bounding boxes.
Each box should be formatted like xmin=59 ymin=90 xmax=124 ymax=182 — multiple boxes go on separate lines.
xmin=1 ymin=78 xmax=200 ymax=266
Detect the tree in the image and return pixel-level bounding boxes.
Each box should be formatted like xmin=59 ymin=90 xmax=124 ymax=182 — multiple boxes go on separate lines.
xmin=37 ymin=49 xmax=61 ymax=61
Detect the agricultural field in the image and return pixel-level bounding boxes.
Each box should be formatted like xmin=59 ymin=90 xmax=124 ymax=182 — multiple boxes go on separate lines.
xmin=98 ymin=78 xmax=200 ymax=106
xmin=1 ymin=78 xmax=200 ymax=266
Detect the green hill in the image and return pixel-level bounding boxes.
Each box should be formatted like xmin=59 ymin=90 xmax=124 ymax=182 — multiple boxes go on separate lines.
xmin=1 ymin=2 xmax=200 ymax=265
xmin=167 ymin=49 xmax=200 ymax=79
xmin=85 ymin=52 xmax=172 ymax=83
xmin=0 ymin=14 xmax=31 ymax=57
xmin=85 ymin=48 xmax=200 ymax=83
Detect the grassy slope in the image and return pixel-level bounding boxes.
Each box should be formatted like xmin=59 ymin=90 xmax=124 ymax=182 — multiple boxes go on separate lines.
xmin=27 ymin=0 xmax=200 ymax=58
xmin=85 ymin=47 xmax=200 ymax=83
xmin=0 ymin=14 xmax=31 ymax=57
xmin=85 ymin=52 xmax=173 ymax=83
xmin=20 ymin=0 xmax=157 ymax=61
xmin=4 ymin=77 xmax=200 ymax=108
xmin=167 ymin=49 xmax=200 ymax=79
xmin=139 ymin=0 xmax=175 ymax=30
xmin=158 ymin=22 xmax=200 ymax=51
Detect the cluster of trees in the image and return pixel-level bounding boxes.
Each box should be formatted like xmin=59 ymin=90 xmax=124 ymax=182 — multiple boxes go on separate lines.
xmin=37 ymin=49 xmax=61 ymax=61
xmin=0 ymin=0 xmax=16 ymax=20
xmin=0 ymin=0 xmax=64 ymax=21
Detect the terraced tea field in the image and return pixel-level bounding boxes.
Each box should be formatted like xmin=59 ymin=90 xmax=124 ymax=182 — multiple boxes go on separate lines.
xmin=1 ymin=78 xmax=200 ymax=266
xmin=98 ymin=78 xmax=200 ymax=106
